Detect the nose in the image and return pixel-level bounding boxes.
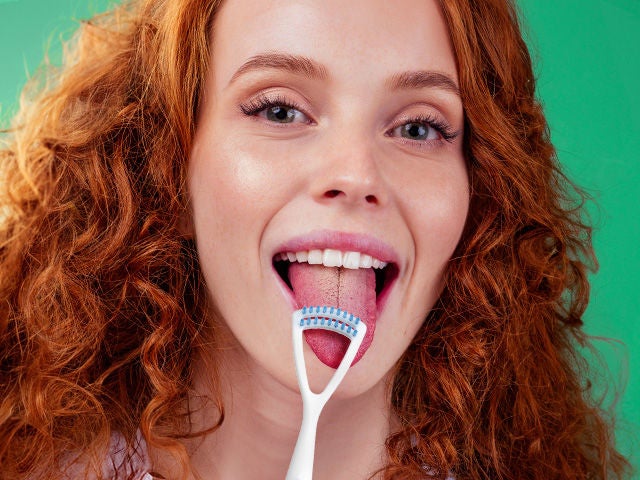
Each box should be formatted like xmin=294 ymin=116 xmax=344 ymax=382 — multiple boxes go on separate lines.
xmin=310 ymin=139 xmax=387 ymax=208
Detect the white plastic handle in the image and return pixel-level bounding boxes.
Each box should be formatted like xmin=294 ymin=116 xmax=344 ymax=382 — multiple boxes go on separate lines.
xmin=286 ymin=309 xmax=366 ymax=480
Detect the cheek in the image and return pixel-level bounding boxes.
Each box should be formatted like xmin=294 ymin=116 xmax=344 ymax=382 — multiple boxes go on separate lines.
xmin=187 ymin=141 xmax=270 ymax=318
xmin=189 ymin=139 xmax=276 ymax=233
xmin=395 ymin=158 xmax=469 ymax=310
xmin=429 ymin=178 xmax=469 ymax=244
xmin=402 ymin=162 xmax=469 ymax=254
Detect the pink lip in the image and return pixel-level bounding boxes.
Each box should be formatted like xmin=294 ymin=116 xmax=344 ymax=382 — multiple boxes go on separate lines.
xmin=270 ymin=230 xmax=401 ymax=366
xmin=273 ymin=229 xmax=401 ymax=266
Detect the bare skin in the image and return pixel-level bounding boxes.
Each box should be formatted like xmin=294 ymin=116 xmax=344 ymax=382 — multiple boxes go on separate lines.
xmin=152 ymin=0 xmax=468 ymax=478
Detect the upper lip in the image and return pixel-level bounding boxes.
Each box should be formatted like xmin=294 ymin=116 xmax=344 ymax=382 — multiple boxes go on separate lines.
xmin=272 ymin=229 xmax=401 ymax=268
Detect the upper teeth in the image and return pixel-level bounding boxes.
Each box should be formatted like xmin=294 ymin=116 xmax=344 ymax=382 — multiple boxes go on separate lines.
xmin=276 ymin=249 xmax=388 ymax=270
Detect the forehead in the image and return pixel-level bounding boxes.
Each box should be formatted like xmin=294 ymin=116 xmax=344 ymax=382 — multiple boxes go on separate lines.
xmin=211 ymin=0 xmax=457 ymax=87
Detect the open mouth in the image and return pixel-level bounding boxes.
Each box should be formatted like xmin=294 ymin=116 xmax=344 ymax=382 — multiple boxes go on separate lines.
xmin=272 ymin=249 xmax=399 ymax=307
xmin=272 ymin=248 xmax=398 ymax=368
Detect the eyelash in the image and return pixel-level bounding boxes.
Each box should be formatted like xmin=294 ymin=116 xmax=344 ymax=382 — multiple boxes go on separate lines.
xmin=239 ymin=94 xmax=459 ymax=143
xmin=239 ymin=94 xmax=309 ymax=121
xmin=388 ymin=113 xmax=459 ymax=143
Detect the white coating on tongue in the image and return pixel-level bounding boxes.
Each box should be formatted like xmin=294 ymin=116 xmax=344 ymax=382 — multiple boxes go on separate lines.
xmin=288 ymin=263 xmax=376 ymax=368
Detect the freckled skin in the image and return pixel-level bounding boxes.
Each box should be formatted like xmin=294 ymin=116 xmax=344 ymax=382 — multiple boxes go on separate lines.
xmin=178 ymin=0 xmax=470 ymax=478
xmin=189 ymin=0 xmax=468 ymax=396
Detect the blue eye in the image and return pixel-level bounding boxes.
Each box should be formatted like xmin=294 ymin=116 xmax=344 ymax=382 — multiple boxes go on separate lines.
xmin=240 ymin=95 xmax=310 ymax=124
xmin=388 ymin=115 xmax=459 ymax=144
xmin=395 ymin=122 xmax=439 ymax=141
xmin=264 ymin=105 xmax=303 ymax=123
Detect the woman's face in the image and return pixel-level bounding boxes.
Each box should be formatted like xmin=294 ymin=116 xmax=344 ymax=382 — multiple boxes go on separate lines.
xmin=188 ymin=0 xmax=468 ymax=394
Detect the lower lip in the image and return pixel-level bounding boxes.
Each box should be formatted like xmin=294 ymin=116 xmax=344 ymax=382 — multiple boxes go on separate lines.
xmin=271 ymin=264 xmax=396 ymax=368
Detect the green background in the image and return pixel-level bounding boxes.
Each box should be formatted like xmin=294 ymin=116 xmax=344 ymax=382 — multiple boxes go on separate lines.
xmin=1 ymin=0 xmax=638 ymax=474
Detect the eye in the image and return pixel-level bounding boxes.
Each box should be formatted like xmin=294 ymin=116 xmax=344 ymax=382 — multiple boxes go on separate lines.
xmin=394 ymin=122 xmax=440 ymax=141
xmin=387 ymin=114 xmax=459 ymax=145
xmin=263 ymin=105 xmax=305 ymax=124
xmin=239 ymin=94 xmax=311 ymax=124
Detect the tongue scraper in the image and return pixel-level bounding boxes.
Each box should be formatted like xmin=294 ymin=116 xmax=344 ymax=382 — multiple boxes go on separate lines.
xmin=286 ymin=306 xmax=367 ymax=480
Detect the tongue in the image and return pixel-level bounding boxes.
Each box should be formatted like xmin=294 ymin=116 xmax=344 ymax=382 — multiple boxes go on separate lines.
xmin=288 ymin=263 xmax=376 ymax=368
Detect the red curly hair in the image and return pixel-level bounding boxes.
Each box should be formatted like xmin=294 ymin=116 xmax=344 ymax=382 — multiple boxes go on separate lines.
xmin=0 ymin=0 xmax=630 ymax=479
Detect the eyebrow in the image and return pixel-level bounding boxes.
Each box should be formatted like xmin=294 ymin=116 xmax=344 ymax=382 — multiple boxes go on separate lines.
xmin=385 ymin=70 xmax=460 ymax=96
xmin=228 ymin=52 xmax=460 ymax=97
xmin=228 ymin=53 xmax=329 ymax=85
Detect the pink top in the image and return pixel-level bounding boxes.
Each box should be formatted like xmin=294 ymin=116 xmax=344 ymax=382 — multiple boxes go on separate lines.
xmin=104 ymin=432 xmax=151 ymax=479
xmin=62 ymin=432 xmax=151 ymax=480
xmin=99 ymin=432 xmax=454 ymax=479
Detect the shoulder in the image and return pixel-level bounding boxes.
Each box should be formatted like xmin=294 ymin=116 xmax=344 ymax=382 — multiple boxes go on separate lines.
xmin=423 ymin=464 xmax=456 ymax=479
xmin=61 ymin=431 xmax=151 ymax=480
xmin=103 ymin=431 xmax=152 ymax=479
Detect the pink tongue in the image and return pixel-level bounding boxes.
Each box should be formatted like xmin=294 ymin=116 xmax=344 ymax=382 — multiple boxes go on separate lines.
xmin=288 ymin=263 xmax=376 ymax=368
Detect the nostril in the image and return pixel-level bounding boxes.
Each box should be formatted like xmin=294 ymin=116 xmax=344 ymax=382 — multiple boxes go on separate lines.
xmin=324 ymin=189 xmax=342 ymax=198
xmin=324 ymin=190 xmax=379 ymax=204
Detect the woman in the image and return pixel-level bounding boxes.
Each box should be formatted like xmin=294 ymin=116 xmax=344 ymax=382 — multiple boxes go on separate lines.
xmin=0 ymin=0 xmax=631 ymax=478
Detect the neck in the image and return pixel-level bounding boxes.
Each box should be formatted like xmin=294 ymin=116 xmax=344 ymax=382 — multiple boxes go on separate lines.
xmin=156 ymin=343 xmax=394 ymax=480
